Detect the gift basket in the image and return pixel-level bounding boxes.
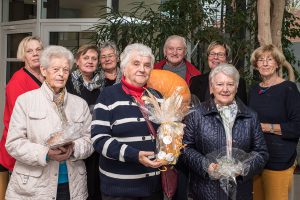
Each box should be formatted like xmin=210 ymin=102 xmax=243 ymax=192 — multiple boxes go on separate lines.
xmin=204 ymin=147 xmax=252 ymax=199
xmin=45 ymin=123 xmax=83 ymax=149
xmin=141 ymin=87 xmax=188 ymax=165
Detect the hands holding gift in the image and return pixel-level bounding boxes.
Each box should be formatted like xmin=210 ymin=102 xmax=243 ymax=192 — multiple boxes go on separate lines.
xmin=47 ymin=142 xmax=74 ymax=162
xmin=139 ymin=151 xmax=164 ymax=168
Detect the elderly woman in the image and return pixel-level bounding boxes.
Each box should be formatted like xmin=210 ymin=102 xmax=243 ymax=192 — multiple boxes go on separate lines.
xmin=66 ymin=43 xmax=121 ymax=200
xmin=179 ymin=64 xmax=268 ymax=200
xmin=99 ymin=41 xmax=122 ymax=86
xmin=154 ymin=35 xmax=201 ymax=85
xmin=0 ymin=36 xmax=44 ymax=198
xmin=249 ymin=44 xmax=300 ymax=200
xmin=190 ymin=41 xmax=247 ymax=104
xmin=5 ymin=45 xmax=93 ymax=200
xmin=92 ymin=43 xmax=164 ymax=200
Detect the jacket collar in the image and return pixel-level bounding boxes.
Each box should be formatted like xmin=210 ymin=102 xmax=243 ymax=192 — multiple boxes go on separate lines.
xmin=41 ymin=82 xmax=68 ymax=103
xmin=202 ymin=96 xmax=251 ymax=118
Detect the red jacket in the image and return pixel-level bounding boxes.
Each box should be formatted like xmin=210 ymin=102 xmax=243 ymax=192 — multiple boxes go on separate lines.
xmin=154 ymin=59 xmax=201 ymax=85
xmin=0 ymin=68 xmax=41 ymax=171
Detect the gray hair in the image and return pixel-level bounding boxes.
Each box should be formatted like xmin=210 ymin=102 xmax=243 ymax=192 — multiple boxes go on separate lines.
xmin=209 ymin=63 xmax=240 ymax=87
xmin=99 ymin=41 xmax=119 ymax=57
xmin=40 ymin=45 xmax=74 ymax=69
xmin=163 ymin=35 xmax=187 ymax=51
xmin=120 ymin=43 xmax=154 ymax=71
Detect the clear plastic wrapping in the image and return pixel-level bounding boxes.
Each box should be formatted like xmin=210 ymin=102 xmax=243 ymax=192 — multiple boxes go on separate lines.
xmin=141 ymin=87 xmax=189 ymax=165
xmin=203 ymin=147 xmax=254 ymax=199
xmin=45 ymin=123 xmax=83 ymax=149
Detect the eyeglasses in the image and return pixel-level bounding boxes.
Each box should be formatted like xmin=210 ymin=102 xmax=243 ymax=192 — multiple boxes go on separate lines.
xmin=257 ymin=57 xmax=275 ymax=64
xmin=100 ymin=54 xmax=116 ymax=60
xmin=208 ymin=52 xmax=226 ymax=58
xmin=26 ymin=48 xmax=43 ymax=55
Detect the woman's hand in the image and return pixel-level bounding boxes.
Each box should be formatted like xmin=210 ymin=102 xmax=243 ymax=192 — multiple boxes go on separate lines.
xmin=47 ymin=142 xmax=74 ymax=162
xmin=208 ymin=163 xmax=219 ymax=173
xmin=138 ymin=151 xmax=163 ymax=168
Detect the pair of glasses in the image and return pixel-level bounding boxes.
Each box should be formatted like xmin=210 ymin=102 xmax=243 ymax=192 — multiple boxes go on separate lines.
xmin=257 ymin=58 xmax=275 ymax=64
xmin=100 ymin=54 xmax=115 ymax=59
xmin=209 ymin=52 xmax=226 ymax=58
xmin=26 ymin=48 xmax=43 ymax=55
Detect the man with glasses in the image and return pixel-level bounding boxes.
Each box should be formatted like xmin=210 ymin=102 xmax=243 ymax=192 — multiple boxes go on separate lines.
xmin=154 ymin=35 xmax=201 ymax=85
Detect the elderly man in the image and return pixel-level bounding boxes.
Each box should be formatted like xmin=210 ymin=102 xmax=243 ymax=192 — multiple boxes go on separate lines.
xmin=92 ymin=43 xmax=164 ymax=200
xmin=154 ymin=35 xmax=201 ymax=85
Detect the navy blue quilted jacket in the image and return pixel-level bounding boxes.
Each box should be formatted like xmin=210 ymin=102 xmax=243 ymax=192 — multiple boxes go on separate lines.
xmin=178 ymin=97 xmax=269 ymax=200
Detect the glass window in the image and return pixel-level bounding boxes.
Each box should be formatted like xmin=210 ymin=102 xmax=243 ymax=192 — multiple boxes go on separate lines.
xmin=6 ymin=62 xmax=24 ymax=83
xmin=49 ymin=32 xmax=96 ymax=52
xmin=41 ymin=0 xmax=107 ymax=18
xmin=2 ymin=0 xmax=37 ymax=22
xmin=7 ymin=33 xmax=32 ymax=58
xmin=118 ymin=0 xmax=160 ymax=12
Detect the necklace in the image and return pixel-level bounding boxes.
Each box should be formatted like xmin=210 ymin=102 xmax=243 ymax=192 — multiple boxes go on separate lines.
xmin=258 ymin=76 xmax=279 ymax=95
xmin=258 ymin=86 xmax=271 ymax=95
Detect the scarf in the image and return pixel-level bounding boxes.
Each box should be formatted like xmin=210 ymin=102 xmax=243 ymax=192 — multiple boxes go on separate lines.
xmin=121 ymin=76 xmax=145 ymax=105
xmin=71 ymin=68 xmax=122 ymax=94
xmin=45 ymin=81 xmax=68 ymax=127
xmin=216 ymin=101 xmax=238 ymax=158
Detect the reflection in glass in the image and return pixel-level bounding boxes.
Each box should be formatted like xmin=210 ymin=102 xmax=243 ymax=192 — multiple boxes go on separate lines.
xmin=7 ymin=33 xmax=32 ymax=58
xmin=49 ymin=32 xmax=96 ymax=53
xmin=3 ymin=0 xmax=37 ymax=22
xmin=41 ymin=0 xmax=107 ymax=18
xmin=6 ymin=62 xmax=24 ymax=83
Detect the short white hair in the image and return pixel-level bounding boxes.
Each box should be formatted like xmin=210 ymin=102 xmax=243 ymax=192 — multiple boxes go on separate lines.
xmin=209 ymin=63 xmax=240 ymax=87
xmin=40 ymin=45 xmax=74 ymax=69
xmin=163 ymin=35 xmax=187 ymax=51
xmin=120 ymin=43 xmax=154 ymax=71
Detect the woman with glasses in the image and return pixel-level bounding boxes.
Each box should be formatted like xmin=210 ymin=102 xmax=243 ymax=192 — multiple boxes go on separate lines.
xmin=99 ymin=41 xmax=122 ymax=86
xmin=0 ymin=36 xmax=44 ymax=199
xmin=249 ymin=44 xmax=300 ymax=200
xmin=5 ymin=45 xmax=93 ymax=200
xmin=189 ymin=41 xmax=247 ymax=104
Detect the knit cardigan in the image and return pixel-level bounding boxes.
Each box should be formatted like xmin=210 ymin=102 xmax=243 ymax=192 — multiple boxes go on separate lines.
xmin=91 ymin=84 xmax=162 ymax=197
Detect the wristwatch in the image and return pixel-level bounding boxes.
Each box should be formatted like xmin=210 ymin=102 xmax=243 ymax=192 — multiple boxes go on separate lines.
xmin=269 ymin=124 xmax=274 ymax=133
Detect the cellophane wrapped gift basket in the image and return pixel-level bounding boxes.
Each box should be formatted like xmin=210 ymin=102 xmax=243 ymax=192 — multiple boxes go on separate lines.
xmin=141 ymin=87 xmax=188 ymax=165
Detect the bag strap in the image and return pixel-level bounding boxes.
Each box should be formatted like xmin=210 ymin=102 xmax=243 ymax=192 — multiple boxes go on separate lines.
xmin=139 ymin=107 xmax=157 ymax=139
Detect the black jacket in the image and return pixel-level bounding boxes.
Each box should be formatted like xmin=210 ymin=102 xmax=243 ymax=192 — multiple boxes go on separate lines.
xmin=190 ymin=72 xmax=248 ymax=105
xmin=179 ymin=98 xmax=268 ymax=200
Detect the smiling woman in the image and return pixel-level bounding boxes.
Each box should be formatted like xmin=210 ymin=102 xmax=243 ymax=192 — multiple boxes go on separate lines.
xmin=91 ymin=43 xmax=164 ymax=200
xmin=249 ymin=44 xmax=300 ymax=200
xmin=179 ymin=63 xmax=268 ymax=200
xmin=189 ymin=41 xmax=247 ymax=104
xmin=5 ymin=45 xmax=93 ymax=200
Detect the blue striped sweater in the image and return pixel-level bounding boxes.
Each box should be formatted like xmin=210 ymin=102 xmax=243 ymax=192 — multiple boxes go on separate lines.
xmin=91 ymin=83 xmax=162 ymax=197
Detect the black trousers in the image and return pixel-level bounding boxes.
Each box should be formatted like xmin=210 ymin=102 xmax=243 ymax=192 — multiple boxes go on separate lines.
xmin=57 ymin=183 xmax=70 ymax=200
xmin=101 ymin=191 xmax=163 ymax=200
xmin=172 ymin=169 xmax=189 ymax=200
xmin=85 ymin=152 xmax=102 ymax=200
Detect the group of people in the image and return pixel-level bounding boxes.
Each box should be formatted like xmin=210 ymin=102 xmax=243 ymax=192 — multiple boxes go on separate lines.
xmin=0 ymin=34 xmax=299 ymax=200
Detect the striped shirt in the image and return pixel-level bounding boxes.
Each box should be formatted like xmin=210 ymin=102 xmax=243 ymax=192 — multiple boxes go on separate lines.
xmin=91 ymin=84 xmax=162 ymax=197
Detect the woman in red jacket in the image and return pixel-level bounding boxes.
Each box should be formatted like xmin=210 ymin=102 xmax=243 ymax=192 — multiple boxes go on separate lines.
xmin=0 ymin=36 xmax=44 ymax=199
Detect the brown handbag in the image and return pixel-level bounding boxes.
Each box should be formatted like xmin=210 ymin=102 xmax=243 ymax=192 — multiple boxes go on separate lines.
xmin=139 ymin=107 xmax=178 ymax=199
